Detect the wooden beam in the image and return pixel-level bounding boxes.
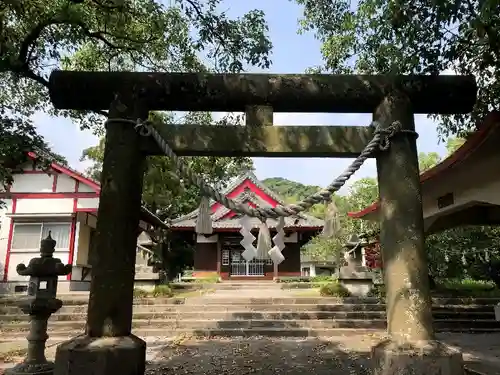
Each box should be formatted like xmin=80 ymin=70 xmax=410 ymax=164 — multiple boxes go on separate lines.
xmin=49 ymin=71 xmax=476 ymax=114
xmin=141 ymin=124 xmax=376 ymax=158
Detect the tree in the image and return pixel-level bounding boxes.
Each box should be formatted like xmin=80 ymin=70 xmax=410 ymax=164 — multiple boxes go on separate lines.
xmin=446 ymin=137 xmax=466 ymax=156
xmin=296 ymin=0 xmax=500 ymax=139
xmin=0 ymin=114 xmax=66 ymax=195
xmin=0 ymin=0 xmax=272 ymax=188
xmin=418 ymin=151 xmax=441 ymax=172
xmin=2 ymin=0 xmax=272 ymax=131
xmin=81 ymin=111 xmax=254 ymax=220
xmin=301 ymin=178 xmax=379 ymax=261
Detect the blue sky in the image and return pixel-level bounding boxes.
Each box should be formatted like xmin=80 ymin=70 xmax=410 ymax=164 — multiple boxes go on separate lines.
xmin=34 ymin=0 xmax=448 ymax=193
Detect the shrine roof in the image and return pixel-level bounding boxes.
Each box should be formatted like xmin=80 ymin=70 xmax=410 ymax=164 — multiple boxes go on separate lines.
xmin=171 ymin=171 xmax=324 ymax=230
xmin=23 ymin=151 xmax=166 ymax=229
xmin=348 ymin=111 xmax=500 ymax=220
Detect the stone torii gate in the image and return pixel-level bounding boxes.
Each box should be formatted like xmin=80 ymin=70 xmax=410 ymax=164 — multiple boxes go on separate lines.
xmin=47 ymin=71 xmax=476 ymax=375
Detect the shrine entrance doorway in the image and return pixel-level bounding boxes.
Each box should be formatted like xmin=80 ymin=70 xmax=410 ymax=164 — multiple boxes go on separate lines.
xmin=229 ymin=247 xmax=270 ymax=276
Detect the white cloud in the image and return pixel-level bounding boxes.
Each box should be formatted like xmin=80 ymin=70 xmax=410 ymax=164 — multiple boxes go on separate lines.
xmin=33 ymin=112 xmax=99 ymax=172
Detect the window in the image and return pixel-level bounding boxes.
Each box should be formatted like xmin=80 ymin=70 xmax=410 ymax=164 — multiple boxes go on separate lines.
xmin=222 ymin=249 xmax=229 ymax=265
xmin=266 ymin=257 xmax=273 ymax=265
xmin=11 ymin=222 xmax=71 ymax=252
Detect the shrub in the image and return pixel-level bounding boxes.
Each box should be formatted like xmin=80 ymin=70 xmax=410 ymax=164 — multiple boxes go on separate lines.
xmin=194 ymin=276 xmax=220 ymax=284
xmin=310 ymin=275 xmax=335 ymax=283
xmin=319 ymin=282 xmax=350 ymax=297
xmin=133 ymin=288 xmax=149 ymax=298
xmin=367 ymin=285 xmax=386 ymax=299
xmin=151 ymin=284 xmax=173 ymax=297
xmin=276 ymin=276 xmax=311 ymax=283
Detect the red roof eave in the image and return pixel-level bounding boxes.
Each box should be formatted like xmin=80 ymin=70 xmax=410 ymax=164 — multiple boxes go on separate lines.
xmin=347 ymin=111 xmax=500 ymax=219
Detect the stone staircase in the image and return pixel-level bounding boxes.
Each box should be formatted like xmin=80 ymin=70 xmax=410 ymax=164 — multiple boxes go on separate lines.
xmin=1 ymin=282 xmax=500 ymax=339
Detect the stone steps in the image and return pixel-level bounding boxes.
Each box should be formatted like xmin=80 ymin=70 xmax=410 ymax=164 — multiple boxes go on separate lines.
xmin=0 ymin=310 xmax=496 ymax=322
xmin=2 ymin=295 xmax=499 ymax=338
xmin=4 ymin=296 xmax=499 ymax=305
xmin=0 ymin=327 xmax=385 ymax=339
xmin=0 ymin=302 xmax=495 ymax=315
xmin=2 ymin=320 xmax=500 ymax=338
xmin=2 ymin=317 xmax=500 ymax=331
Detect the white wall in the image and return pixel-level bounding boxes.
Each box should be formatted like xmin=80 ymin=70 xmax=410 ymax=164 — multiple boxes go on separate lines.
xmin=56 ymin=174 xmax=76 ymax=192
xmin=11 ymin=174 xmax=53 ymax=193
xmin=16 ymin=198 xmax=74 ymax=214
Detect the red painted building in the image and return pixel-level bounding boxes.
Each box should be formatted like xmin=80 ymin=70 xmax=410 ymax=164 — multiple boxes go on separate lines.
xmin=171 ymin=172 xmax=324 ymax=280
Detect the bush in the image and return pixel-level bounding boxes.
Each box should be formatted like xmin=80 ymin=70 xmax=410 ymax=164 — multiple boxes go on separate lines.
xmin=133 ymin=288 xmax=149 ymax=298
xmin=151 ymin=284 xmax=173 ymax=297
xmin=367 ymin=285 xmax=386 ymax=299
xmin=319 ymin=282 xmax=350 ymax=297
xmin=435 ymin=278 xmax=500 ymax=297
xmin=277 ymin=276 xmax=311 ymax=283
xmin=194 ymin=276 xmax=220 ymax=283
xmin=310 ymin=275 xmax=335 ymax=283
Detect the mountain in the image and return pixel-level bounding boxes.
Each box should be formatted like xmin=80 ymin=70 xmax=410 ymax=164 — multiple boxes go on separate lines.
xmin=262 ymin=177 xmax=322 ymax=202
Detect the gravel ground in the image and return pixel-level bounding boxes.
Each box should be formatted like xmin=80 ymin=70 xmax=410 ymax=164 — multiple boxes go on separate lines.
xmin=2 ymin=333 xmax=500 ymax=375
xmin=145 ymin=335 xmax=377 ymax=375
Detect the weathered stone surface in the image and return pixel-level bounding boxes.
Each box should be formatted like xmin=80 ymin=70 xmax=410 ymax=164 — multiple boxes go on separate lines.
xmin=374 ymin=93 xmax=434 ymax=342
xmin=48 ymin=71 xmax=476 ymax=114
xmin=53 ymin=334 xmax=146 ymax=375
xmin=371 ymin=339 xmax=464 ymax=375
xmin=85 ymin=97 xmax=147 ymax=337
xmin=144 ymin=124 xmax=377 ymax=157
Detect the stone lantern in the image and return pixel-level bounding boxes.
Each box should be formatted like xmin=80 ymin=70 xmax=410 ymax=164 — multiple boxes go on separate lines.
xmin=338 ymin=234 xmax=374 ymax=297
xmin=6 ymin=232 xmax=72 ymax=375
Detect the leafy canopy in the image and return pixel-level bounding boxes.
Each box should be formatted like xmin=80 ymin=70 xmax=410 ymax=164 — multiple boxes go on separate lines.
xmin=81 ymin=111 xmax=254 ymax=219
xmin=295 ymin=0 xmax=500 ymax=138
xmin=1 ymin=0 xmax=272 ymax=207
xmin=1 ymin=0 xmax=272 ymax=133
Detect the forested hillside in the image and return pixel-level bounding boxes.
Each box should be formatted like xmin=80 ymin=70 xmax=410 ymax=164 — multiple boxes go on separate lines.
xmin=263 ymin=177 xmax=322 ymax=203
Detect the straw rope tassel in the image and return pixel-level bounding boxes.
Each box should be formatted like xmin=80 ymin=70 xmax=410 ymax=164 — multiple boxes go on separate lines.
xmin=195 ymin=195 xmax=213 ymax=235
xmin=257 ymin=219 xmax=272 ymax=259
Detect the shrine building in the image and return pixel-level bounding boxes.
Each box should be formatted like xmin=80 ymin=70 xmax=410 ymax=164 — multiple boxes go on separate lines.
xmin=0 ymin=152 xmax=164 ymax=294
xmin=348 ymin=111 xmax=500 ymax=234
xmin=170 ymin=171 xmax=324 ymax=280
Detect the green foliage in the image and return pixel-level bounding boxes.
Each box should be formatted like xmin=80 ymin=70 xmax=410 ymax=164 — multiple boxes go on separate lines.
xmin=1 ymin=0 xmax=272 ymax=132
xmin=445 ymin=137 xmax=466 ymax=156
xmin=0 ymin=0 xmax=271 ymax=191
xmin=81 ymin=111 xmax=254 ymax=220
xmin=151 ymin=284 xmax=174 ymax=297
xmin=311 ymin=275 xmax=335 ymax=283
xmin=0 ymin=114 xmax=65 ymax=192
xmin=133 ymin=285 xmax=174 ymax=298
xmin=133 ymin=288 xmax=149 ymax=298
xmin=319 ymin=282 xmax=350 ymax=297
xmin=426 ymin=225 xmax=500 ymax=281
xmin=296 ymin=0 xmax=500 ymax=138
xmin=434 ymin=278 xmax=500 ymax=297
xmin=263 ymin=177 xmax=326 ymax=218
xmin=301 ymin=235 xmax=344 ymax=263
xmin=263 ymin=177 xmax=322 ymax=202
xmin=418 ymin=151 xmax=441 ymax=172
xmin=367 ymin=285 xmax=386 ymax=299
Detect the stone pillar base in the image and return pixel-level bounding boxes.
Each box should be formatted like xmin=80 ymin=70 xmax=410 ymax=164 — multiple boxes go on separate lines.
xmin=371 ymin=338 xmax=464 ymax=375
xmin=54 ymin=334 xmax=146 ymax=375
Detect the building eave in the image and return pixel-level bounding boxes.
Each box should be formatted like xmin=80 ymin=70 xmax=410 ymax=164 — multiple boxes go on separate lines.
xmin=348 ymin=111 xmax=500 ymax=220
